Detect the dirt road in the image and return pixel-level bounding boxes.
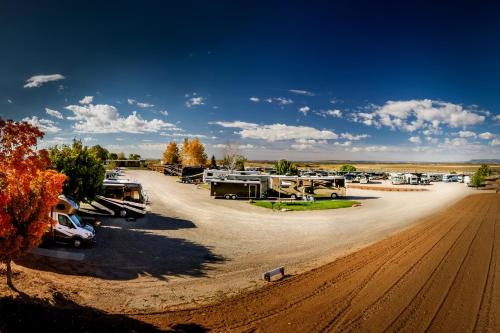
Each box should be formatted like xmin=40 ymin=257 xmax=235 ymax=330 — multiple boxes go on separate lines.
xmin=137 ymin=193 xmax=500 ymax=332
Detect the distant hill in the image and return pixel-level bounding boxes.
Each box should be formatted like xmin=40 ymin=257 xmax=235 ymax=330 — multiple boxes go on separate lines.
xmin=468 ymin=159 xmax=500 ymax=164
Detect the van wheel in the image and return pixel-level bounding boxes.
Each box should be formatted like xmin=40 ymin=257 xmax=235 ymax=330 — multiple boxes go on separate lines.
xmin=72 ymin=237 xmax=83 ymax=248
xmin=225 ymin=194 xmax=231 ymax=200
xmin=331 ymin=193 xmax=338 ymax=199
xmin=290 ymin=194 xmax=297 ymax=200
xmin=119 ymin=209 xmax=128 ymax=217
xmin=231 ymin=195 xmax=237 ymax=200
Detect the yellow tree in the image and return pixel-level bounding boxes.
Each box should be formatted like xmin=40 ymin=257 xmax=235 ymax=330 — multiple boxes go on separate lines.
xmin=180 ymin=138 xmax=207 ymax=166
xmin=163 ymin=141 xmax=180 ymax=164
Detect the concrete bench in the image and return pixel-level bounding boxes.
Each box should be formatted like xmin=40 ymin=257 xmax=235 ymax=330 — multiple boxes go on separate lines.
xmin=262 ymin=266 xmax=285 ymax=282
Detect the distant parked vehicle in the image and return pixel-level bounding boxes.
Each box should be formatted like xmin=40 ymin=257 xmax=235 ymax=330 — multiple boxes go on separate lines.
xmin=443 ymin=174 xmax=458 ymax=182
xmin=391 ymin=173 xmax=405 ymax=185
xmin=180 ymin=166 xmax=205 ymax=183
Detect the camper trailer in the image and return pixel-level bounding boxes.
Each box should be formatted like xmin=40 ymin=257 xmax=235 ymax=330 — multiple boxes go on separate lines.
xmin=210 ymin=179 xmax=264 ymax=199
xmin=44 ymin=196 xmax=96 ymax=248
xmin=391 ymin=173 xmax=405 ymax=185
xmin=180 ymin=166 xmax=205 ymax=183
xmin=97 ymin=179 xmax=148 ymax=217
xmin=404 ymin=173 xmax=419 ymax=185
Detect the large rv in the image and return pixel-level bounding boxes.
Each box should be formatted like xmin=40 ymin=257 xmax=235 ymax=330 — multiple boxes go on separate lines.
xmin=210 ymin=179 xmax=264 ymax=199
xmin=180 ymin=166 xmax=205 ymax=183
xmin=269 ymin=176 xmax=346 ymax=199
xmin=404 ymin=173 xmax=419 ymax=185
xmin=96 ymin=179 xmax=148 ymax=217
xmin=44 ymin=196 xmax=96 ymax=248
xmin=443 ymin=174 xmax=458 ymax=182
xmin=391 ymin=173 xmax=405 ymax=185
xmin=203 ymin=169 xmax=260 ymax=183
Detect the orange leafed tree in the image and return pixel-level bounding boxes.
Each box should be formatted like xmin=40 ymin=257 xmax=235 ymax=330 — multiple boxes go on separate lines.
xmin=0 ymin=118 xmax=66 ymax=288
xmin=163 ymin=141 xmax=180 ymax=164
xmin=180 ymin=138 xmax=207 ymax=167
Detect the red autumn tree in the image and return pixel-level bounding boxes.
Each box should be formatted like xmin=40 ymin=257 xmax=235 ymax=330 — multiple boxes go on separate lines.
xmin=0 ymin=118 xmax=66 ymax=289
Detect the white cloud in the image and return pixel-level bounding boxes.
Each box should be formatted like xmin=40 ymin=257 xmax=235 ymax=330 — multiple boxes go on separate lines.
xmin=334 ymin=141 xmax=352 ymax=147
xmin=491 ymin=138 xmax=500 ymax=146
xmin=288 ymin=89 xmax=315 ymax=96
xmin=349 ymin=145 xmax=400 ymax=153
xmin=340 ymin=133 xmax=370 ymax=141
xmin=249 ymin=97 xmax=260 ymax=102
xmin=494 ymin=115 xmax=500 ymax=121
xmin=159 ymin=110 xmax=169 ymax=116
xmin=7 ymin=99 xmax=13 ymax=104
xmin=478 ymin=132 xmax=495 ymax=140
xmin=408 ymin=136 xmax=422 ymax=144
xmin=316 ymin=109 xmax=342 ymax=118
xmin=264 ymin=97 xmax=293 ymax=105
xmin=65 ymin=103 xmax=176 ymax=133
xmin=22 ymin=116 xmax=61 ymax=133
xmin=79 ymin=96 xmax=94 ymax=105
xmin=45 ymin=108 xmax=64 ymax=119
xmin=212 ymin=143 xmax=255 ymax=149
xmin=160 ymin=132 xmax=207 ymax=138
xmin=116 ymin=137 xmax=125 ymax=141
xmin=457 ymin=130 xmax=476 ymax=138
xmin=212 ymin=121 xmax=338 ymax=142
xmin=186 ymin=96 xmax=205 ymax=108
xmin=299 ymin=106 xmax=310 ymax=115
xmin=24 ymin=74 xmax=65 ymax=88
xmin=128 ymin=98 xmax=154 ymax=108
xmin=353 ymin=99 xmax=485 ymax=131
xmin=444 ymin=137 xmax=468 ymax=147
xmin=425 ymin=136 xmax=439 ymax=144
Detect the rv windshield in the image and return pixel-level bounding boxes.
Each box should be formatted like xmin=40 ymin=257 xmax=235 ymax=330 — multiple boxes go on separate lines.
xmin=69 ymin=214 xmax=83 ymax=228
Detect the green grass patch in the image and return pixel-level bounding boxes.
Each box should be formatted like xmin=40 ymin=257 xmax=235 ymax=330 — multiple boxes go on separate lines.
xmin=252 ymin=200 xmax=360 ymax=211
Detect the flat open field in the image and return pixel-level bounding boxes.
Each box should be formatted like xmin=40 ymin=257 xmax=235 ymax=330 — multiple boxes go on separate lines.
xmin=136 ymin=193 xmax=500 ymax=332
xmin=247 ymin=161 xmax=500 ymax=173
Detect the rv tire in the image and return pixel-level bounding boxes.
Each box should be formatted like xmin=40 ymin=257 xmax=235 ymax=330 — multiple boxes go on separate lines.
xmin=224 ymin=194 xmax=231 ymax=200
xmin=72 ymin=237 xmax=83 ymax=248
xmin=331 ymin=193 xmax=338 ymax=199
xmin=290 ymin=194 xmax=297 ymax=200
xmin=231 ymin=194 xmax=237 ymax=200
xmin=119 ymin=209 xmax=128 ymax=217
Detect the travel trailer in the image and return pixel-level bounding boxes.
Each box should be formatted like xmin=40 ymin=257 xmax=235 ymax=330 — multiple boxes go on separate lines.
xmin=419 ymin=174 xmax=431 ymax=185
xmin=404 ymin=173 xmax=419 ymax=185
xmin=443 ymin=174 xmax=459 ymax=182
xmin=210 ymin=179 xmax=264 ymax=199
xmin=44 ymin=196 xmax=96 ymax=248
xmin=180 ymin=166 xmax=205 ymax=183
xmin=97 ymin=179 xmax=148 ymax=217
xmin=391 ymin=173 xmax=405 ymax=185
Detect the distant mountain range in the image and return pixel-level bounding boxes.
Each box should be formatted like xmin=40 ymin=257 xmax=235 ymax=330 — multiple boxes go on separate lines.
xmin=468 ymin=159 xmax=500 ymax=164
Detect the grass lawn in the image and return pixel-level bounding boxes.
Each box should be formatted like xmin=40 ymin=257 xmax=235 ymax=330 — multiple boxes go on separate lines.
xmin=252 ymin=200 xmax=360 ymax=211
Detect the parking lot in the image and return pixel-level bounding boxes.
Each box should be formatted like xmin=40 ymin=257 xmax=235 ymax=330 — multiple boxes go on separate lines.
xmin=13 ymin=169 xmax=473 ymax=313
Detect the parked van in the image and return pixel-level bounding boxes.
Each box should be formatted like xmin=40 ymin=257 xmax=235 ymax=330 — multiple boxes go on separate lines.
xmin=44 ymin=196 xmax=96 ymax=248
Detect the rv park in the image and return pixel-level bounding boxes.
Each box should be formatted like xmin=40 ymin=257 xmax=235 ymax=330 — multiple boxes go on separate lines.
xmin=2 ymin=137 xmax=500 ymax=331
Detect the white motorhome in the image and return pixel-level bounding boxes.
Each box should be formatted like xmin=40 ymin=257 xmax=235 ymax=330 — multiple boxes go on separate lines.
xmin=44 ymin=196 xmax=96 ymax=248
xmin=391 ymin=173 xmax=405 ymax=185
xmin=404 ymin=173 xmax=419 ymax=185
xmin=97 ymin=179 xmax=148 ymax=217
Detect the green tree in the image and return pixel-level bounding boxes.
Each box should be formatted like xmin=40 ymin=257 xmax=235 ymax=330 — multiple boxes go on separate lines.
xmin=89 ymin=144 xmax=109 ymax=161
xmin=108 ymin=152 xmax=118 ymax=160
xmin=49 ymin=140 xmax=106 ymax=203
xmin=477 ymin=164 xmax=491 ymax=177
xmin=275 ymin=159 xmax=299 ymax=175
xmin=470 ymin=172 xmax=484 ymax=188
xmin=129 ymin=153 xmax=141 ymax=160
xmin=210 ymin=154 xmax=218 ymax=169
xmin=339 ymin=164 xmax=357 ymax=172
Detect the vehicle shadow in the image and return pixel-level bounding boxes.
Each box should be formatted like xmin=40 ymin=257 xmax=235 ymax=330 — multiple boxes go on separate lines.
xmin=0 ymin=292 xmax=163 ymax=333
xmin=17 ymin=214 xmax=225 ymax=281
xmin=346 ymin=196 xmax=380 ymax=200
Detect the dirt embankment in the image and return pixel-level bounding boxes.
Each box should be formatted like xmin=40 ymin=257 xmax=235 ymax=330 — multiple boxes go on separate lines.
xmin=136 ymin=193 xmax=500 ymax=332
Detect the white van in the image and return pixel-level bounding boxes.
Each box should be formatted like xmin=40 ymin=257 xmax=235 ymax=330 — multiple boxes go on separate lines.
xmin=44 ymin=196 xmax=95 ymax=248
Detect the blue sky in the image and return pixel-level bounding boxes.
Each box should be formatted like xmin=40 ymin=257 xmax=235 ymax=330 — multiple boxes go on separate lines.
xmin=1 ymin=0 xmax=499 ymax=161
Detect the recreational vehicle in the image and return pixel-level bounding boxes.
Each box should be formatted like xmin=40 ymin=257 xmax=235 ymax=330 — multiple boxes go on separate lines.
xmin=404 ymin=173 xmax=419 ymax=185
xmin=203 ymin=169 xmax=260 ymax=183
xmin=180 ymin=166 xmax=205 ymax=183
xmin=210 ymin=179 xmax=264 ymax=199
xmin=97 ymin=179 xmax=148 ymax=217
xmin=391 ymin=173 xmax=405 ymax=185
xmin=443 ymin=174 xmax=458 ymax=182
xmin=269 ymin=176 xmax=346 ymax=199
xmin=44 ymin=196 xmax=96 ymax=248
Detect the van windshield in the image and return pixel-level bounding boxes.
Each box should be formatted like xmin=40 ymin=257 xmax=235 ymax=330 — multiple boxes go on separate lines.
xmin=69 ymin=214 xmax=83 ymax=228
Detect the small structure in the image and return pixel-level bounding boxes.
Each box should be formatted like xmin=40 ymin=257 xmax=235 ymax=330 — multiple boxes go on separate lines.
xmin=262 ymin=266 xmax=285 ymax=282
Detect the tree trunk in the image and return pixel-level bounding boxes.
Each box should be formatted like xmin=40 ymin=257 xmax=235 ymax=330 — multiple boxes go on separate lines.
xmin=6 ymin=260 xmax=14 ymax=289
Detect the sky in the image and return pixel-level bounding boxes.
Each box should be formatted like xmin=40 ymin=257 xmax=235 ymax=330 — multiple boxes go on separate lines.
xmin=1 ymin=0 xmax=499 ymax=162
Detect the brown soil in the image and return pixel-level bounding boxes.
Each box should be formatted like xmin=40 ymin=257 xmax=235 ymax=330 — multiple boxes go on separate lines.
xmin=134 ymin=193 xmax=500 ymax=332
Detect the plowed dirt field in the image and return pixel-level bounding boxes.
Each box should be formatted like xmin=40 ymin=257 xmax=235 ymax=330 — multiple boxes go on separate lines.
xmin=137 ymin=193 xmax=500 ymax=332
